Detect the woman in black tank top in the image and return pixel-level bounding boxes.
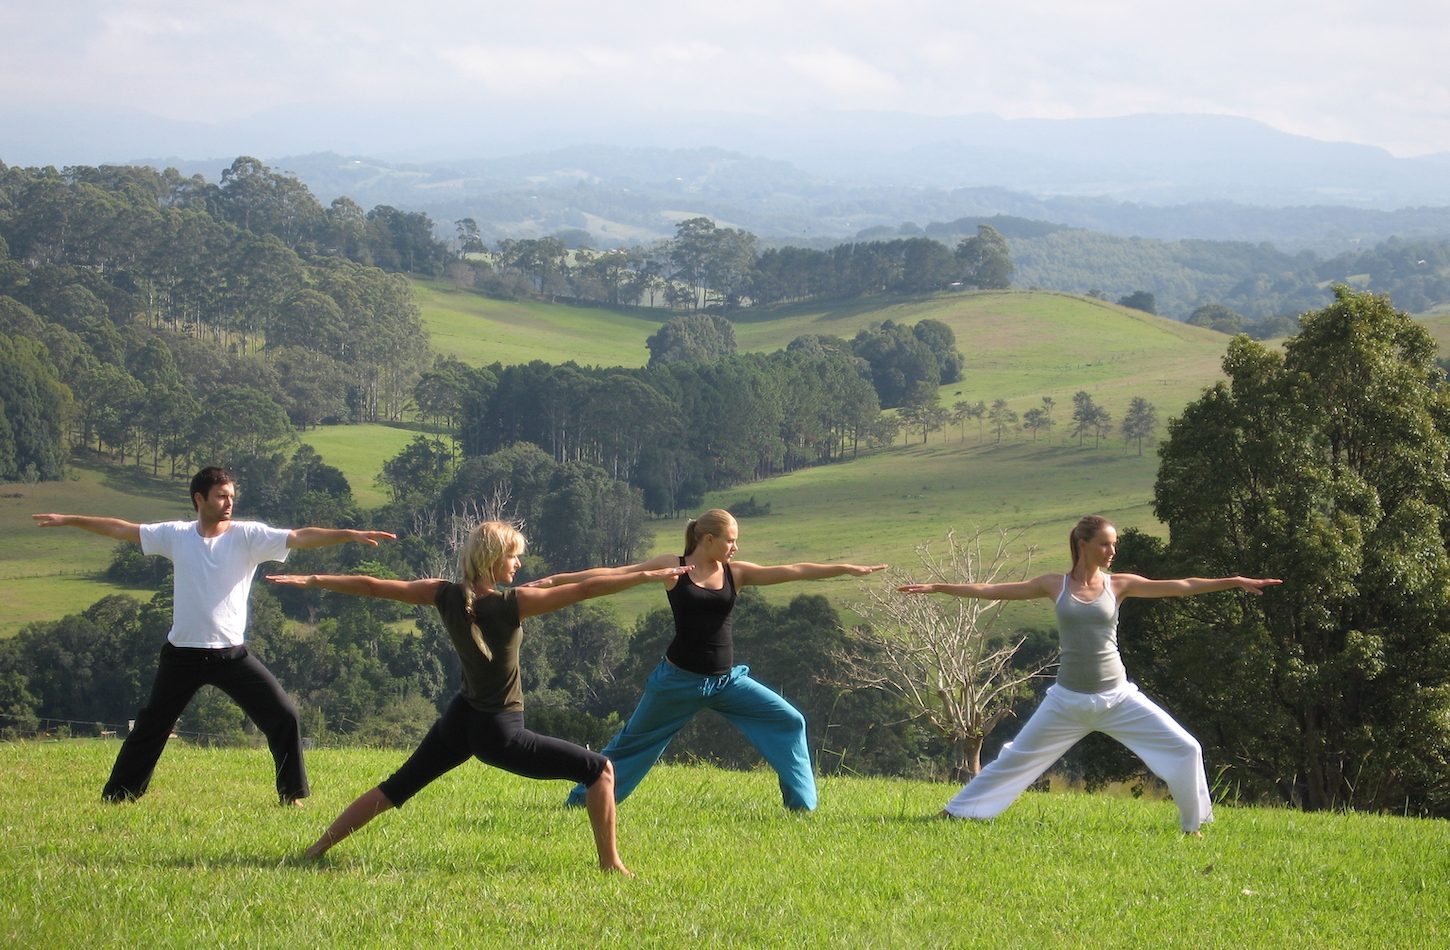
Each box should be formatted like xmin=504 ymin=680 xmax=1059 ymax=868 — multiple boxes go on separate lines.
xmin=544 ymin=508 xmax=887 ymax=811
xmin=267 ymin=520 xmax=687 ymax=874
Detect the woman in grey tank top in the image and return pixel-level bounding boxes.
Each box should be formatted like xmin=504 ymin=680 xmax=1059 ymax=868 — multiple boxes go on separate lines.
xmin=898 ymin=515 xmax=1280 ymax=834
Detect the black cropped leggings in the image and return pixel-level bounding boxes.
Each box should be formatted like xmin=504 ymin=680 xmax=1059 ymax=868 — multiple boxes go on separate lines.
xmin=378 ymin=694 xmax=607 ymax=807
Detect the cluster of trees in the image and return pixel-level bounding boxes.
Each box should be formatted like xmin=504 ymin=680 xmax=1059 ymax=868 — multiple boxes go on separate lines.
xmin=0 ymin=159 xmax=443 ymax=479
xmin=386 ymin=315 xmax=962 ymax=519
xmin=1013 ymin=228 xmax=1450 ymax=321
xmin=451 ymin=346 xmax=882 ymax=516
xmin=462 ymin=219 xmax=1014 ymax=311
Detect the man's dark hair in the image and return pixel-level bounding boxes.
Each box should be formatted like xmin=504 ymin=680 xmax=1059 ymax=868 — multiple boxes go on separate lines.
xmin=189 ymin=467 xmax=236 ymax=510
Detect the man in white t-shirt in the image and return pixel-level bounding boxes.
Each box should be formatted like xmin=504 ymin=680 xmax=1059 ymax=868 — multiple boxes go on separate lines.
xmin=33 ymin=466 xmax=396 ymax=805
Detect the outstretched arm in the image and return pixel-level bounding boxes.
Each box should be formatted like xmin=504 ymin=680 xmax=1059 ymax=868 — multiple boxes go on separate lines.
xmin=1114 ymin=574 xmax=1282 ymax=600
xmin=521 ymin=553 xmax=682 ymax=588
xmin=265 ymin=573 xmax=445 ymax=605
xmin=286 ymin=527 xmax=398 ymax=550
xmin=897 ymin=573 xmax=1061 ymax=601
xmin=731 ymin=560 xmax=888 ymax=588
xmin=515 ymin=565 xmax=690 ymax=618
xmin=32 ymin=513 xmax=141 ymax=544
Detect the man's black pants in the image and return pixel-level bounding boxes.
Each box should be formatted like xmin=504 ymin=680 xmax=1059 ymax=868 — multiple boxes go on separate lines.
xmin=103 ymin=643 xmax=309 ymax=802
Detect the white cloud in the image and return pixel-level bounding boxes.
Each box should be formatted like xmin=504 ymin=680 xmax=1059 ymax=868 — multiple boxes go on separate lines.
xmin=3 ymin=0 xmax=1450 ymax=154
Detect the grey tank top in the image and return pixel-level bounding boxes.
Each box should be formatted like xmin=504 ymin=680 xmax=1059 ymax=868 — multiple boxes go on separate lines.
xmin=1054 ymin=574 xmax=1128 ymax=694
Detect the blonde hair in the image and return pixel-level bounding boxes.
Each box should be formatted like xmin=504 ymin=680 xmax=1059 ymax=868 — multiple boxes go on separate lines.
xmin=1069 ymin=515 xmax=1113 ymax=576
xmin=458 ymin=520 xmax=527 ymax=659
xmin=683 ymin=508 xmax=736 ymax=556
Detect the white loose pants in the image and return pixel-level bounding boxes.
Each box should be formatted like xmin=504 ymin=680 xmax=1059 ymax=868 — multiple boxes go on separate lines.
xmin=943 ymin=682 xmax=1213 ymax=832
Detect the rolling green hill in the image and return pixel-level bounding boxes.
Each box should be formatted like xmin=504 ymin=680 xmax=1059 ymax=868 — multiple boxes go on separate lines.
xmin=2 ymin=287 xmax=1232 ymax=637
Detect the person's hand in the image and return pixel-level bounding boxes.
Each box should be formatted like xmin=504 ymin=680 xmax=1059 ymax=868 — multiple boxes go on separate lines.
xmin=846 ymin=564 xmax=889 ymax=576
xmin=354 ymin=530 xmax=397 ymax=547
xmin=642 ymin=565 xmax=692 ymax=582
xmin=265 ymin=574 xmax=312 ymax=588
xmin=1238 ymin=577 xmax=1283 ymax=595
xmin=31 ymin=513 xmax=67 ymax=528
xmin=896 ymin=583 xmax=937 ymax=594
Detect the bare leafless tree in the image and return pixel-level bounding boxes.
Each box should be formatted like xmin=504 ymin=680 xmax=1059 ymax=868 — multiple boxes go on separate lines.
xmin=411 ymin=484 xmax=518 ymax=581
xmin=838 ymin=528 xmax=1057 ymax=782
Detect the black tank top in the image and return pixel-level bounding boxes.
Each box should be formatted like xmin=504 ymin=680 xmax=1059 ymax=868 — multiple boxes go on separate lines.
xmin=665 ymin=556 xmax=737 ymax=675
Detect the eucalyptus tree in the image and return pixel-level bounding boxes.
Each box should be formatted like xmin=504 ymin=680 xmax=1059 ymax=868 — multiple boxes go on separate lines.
xmin=1120 ymin=397 xmax=1158 ymax=456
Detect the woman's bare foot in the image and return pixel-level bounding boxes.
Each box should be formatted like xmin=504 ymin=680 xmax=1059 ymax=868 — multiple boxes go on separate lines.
xmin=600 ymin=859 xmax=634 ymax=876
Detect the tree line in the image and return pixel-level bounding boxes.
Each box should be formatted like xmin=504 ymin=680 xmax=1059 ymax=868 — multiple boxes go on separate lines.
xmin=458 ymin=217 xmax=1015 ymax=310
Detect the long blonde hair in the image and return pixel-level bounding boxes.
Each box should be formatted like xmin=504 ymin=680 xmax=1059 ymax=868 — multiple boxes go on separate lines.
xmin=458 ymin=520 xmax=527 ymax=659
xmin=1069 ymin=515 xmax=1113 ymax=577
xmin=684 ymin=508 xmax=735 ymax=556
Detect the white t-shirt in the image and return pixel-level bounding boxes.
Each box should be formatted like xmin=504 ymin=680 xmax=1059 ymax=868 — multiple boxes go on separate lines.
xmin=139 ymin=520 xmax=292 ymax=648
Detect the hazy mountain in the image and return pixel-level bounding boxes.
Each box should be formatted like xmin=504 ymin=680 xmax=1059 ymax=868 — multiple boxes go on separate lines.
xmin=6 ymin=106 xmax=1450 ymax=252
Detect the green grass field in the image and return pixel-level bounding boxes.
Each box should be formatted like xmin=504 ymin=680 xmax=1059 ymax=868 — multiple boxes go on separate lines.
xmin=299 ymin=422 xmax=429 ymax=509
xmin=413 ymin=278 xmax=661 ymax=368
xmin=2 ymin=741 xmax=1444 ymax=947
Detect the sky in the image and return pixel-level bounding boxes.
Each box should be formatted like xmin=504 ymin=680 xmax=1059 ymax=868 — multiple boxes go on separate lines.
xmin=5 ymin=0 xmax=1450 ymax=159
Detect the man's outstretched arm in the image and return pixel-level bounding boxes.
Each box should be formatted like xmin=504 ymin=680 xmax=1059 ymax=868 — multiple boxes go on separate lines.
xmin=32 ymin=513 xmax=142 ymax=544
xmin=286 ymin=527 xmax=398 ymax=550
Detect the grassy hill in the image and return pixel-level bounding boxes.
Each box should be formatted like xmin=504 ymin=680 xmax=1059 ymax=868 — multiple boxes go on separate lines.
xmin=412 ymin=278 xmax=660 ymax=368
xmin=1 ymin=288 xmax=1233 ymax=636
xmin=3 ymin=741 xmax=1444 ymax=947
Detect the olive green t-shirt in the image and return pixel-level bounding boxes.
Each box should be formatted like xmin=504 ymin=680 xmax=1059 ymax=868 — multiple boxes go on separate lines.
xmin=434 ymin=582 xmax=524 ymax=712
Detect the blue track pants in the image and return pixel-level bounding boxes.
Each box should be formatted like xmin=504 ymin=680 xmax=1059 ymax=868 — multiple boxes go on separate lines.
xmin=566 ymin=660 xmax=817 ymax=810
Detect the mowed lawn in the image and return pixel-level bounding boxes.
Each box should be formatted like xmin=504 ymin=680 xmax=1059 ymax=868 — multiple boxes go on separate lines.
xmin=2 ymin=741 xmax=1446 ymax=947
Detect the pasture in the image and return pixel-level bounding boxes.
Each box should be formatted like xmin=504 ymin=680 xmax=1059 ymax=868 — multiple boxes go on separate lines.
xmin=412 ymin=278 xmax=661 ymax=368
xmin=2 ymin=741 xmax=1445 ymax=947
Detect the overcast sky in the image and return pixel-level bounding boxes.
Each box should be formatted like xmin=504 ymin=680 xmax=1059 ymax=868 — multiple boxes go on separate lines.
xmin=6 ymin=0 xmax=1449 ymax=158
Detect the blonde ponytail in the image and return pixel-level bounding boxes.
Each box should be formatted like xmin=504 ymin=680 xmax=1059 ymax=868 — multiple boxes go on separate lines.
xmin=683 ymin=508 xmax=735 ymax=556
xmin=458 ymin=520 xmax=528 ymax=660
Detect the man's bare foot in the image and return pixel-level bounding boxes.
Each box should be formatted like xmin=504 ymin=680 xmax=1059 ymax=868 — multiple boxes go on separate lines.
xmin=600 ymin=860 xmax=634 ymax=876
xmin=280 ymin=796 xmax=305 ymax=808
xmin=1186 ymin=830 xmax=1204 ymax=838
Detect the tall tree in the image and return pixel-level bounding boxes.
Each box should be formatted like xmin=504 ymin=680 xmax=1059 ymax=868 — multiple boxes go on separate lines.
xmin=645 ymin=314 xmax=738 ymax=367
xmin=1120 ymin=397 xmax=1158 ymax=456
xmin=955 ymin=224 xmax=1014 ymax=290
xmin=1140 ymin=287 xmax=1450 ymax=816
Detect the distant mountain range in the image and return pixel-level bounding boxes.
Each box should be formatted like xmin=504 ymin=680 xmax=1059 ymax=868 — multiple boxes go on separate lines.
xmin=6 ymin=106 xmax=1450 ymax=252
